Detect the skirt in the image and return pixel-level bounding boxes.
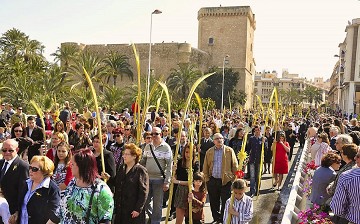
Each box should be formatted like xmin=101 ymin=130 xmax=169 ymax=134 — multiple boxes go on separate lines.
xmin=173 ymin=184 xmax=189 ymax=209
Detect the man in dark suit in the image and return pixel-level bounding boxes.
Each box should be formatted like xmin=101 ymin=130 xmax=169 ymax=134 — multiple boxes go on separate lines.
xmin=0 ymin=139 xmax=29 ymax=216
xmin=198 ymin=128 xmax=215 ymax=171
xmin=25 ymin=116 xmax=44 ymax=161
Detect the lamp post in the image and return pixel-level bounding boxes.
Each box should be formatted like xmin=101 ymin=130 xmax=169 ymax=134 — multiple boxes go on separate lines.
xmin=147 ymin=9 xmax=162 ymax=104
xmin=334 ymin=53 xmax=342 ymax=111
xmin=221 ymin=55 xmax=230 ymax=111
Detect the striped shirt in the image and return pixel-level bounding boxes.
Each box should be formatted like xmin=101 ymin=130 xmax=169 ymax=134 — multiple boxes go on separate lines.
xmin=223 ymin=195 xmax=253 ymax=224
xmin=212 ymin=147 xmax=223 ymax=178
xmin=330 ymin=168 xmax=360 ymax=224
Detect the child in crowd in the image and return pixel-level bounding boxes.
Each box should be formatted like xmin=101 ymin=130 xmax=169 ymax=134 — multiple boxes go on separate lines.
xmin=186 ymin=172 xmax=207 ymax=224
xmin=223 ymin=179 xmax=253 ymax=224
xmin=0 ymin=187 xmax=10 ymax=224
xmin=52 ymin=142 xmax=73 ymax=191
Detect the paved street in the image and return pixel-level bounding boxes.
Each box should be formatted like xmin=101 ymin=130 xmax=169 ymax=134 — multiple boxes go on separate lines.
xmin=160 ymin=144 xmax=302 ymax=224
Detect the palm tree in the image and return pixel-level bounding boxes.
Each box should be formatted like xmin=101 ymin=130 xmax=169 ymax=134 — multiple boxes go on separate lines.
xmin=102 ymin=51 xmax=133 ymax=85
xmin=68 ymin=52 xmax=107 ymax=90
xmin=303 ymin=85 xmax=323 ymax=109
xmin=167 ymin=64 xmax=202 ymax=99
xmin=51 ymin=43 xmax=80 ymax=71
xmin=100 ymin=85 xmax=126 ymax=111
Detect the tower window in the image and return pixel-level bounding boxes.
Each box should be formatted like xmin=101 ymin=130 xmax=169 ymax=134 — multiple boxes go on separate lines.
xmin=208 ymin=37 xmax=214 ymax=45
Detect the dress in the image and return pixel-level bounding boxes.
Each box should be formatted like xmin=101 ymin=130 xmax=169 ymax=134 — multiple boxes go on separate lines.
xmin=264 ymin=134 xmax=274 ymax=163
xmin=273 ymin=142 xmax=289 ymax=174
xmin=114 ymin=163 xmax=149 ymax=224
xmin=55 ymin=178 xmax=114 ymax=224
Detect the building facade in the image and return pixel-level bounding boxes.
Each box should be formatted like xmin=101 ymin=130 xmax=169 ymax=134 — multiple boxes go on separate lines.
xmin=61 ymin=6 xmax=256 ymax=109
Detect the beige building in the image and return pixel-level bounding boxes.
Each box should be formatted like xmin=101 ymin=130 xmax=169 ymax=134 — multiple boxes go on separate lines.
xmin=61 ymin=6 xmax=256 ymax=109
xmin=329 ymin=18 xmax=360 ymax=114
xmin=254 ymin=70 xmax=329 ymax=107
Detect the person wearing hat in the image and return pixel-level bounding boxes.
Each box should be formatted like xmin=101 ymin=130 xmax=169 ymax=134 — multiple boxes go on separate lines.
xmin=10 ymin=107 xmax=27 ymax=126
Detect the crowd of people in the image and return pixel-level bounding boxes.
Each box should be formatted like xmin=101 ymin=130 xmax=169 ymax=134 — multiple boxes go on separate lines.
xmin=0 ymin=101 xmax=359 ymax=224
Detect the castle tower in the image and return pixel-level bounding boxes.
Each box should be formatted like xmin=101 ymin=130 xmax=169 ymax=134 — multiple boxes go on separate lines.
xmin=198 ymin=6 xmax=256 ymax=109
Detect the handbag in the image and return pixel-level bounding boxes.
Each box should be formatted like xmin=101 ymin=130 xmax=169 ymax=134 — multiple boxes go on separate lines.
xmin=149 ymin=144 xmax=166 ymax=180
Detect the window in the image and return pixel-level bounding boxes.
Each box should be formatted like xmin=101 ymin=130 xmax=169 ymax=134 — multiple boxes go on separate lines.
xmin=208 ymin=37 xmax=214 ymax=45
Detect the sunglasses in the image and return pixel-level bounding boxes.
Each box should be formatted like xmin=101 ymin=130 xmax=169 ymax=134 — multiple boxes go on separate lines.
xmin=146 ymin=136 xmax=152 ymax=139
xmin=151 ymin=133 xmax=160 ymax=136
xmin=14 ymin=130 xmax=23 ymax=133
xmin=125 ymin=129 xmax=130 ymax=131
xmin=29 ymin=166 xmax=40 ymax=172
xmin=114 ymin=134 xmax=122 ymax=137
xmin=2 ymin=149 xmax=15 ymax=153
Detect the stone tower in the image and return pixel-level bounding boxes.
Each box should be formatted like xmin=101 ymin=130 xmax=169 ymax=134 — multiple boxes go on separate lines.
xmin=198 ymin=6 xmax=256 ymax=109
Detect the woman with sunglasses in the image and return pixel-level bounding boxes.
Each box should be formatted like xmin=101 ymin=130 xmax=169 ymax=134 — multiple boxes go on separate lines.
xmin=11 ymin=122 xmax=32 ymax=157
xmin=10 ymin=156 xmax=60 ymax=224
xmin=109 ymin=128 xmax=125 ymax=168
xmin=310 ymin=152 xmax=341 ymax=206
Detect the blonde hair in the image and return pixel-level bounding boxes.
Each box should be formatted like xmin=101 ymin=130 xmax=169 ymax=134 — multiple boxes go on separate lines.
xmin=124 ymin=143 xmax=142 ymax=163
xmin=53 ymin=132 xmax=65 ymax=142
xmin=30 ymin=156 xmax=55 ymax=177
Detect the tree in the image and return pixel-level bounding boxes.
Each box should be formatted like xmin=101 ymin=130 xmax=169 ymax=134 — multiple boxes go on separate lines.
xmin=303 ymin=86 xmax=323 ymax=109
xmin=167 ymin=64 xmax=202 ymax=100
xmin=102 ymin=51 xmax=133 ymax=85
xmin=100 ymin=85 xmax=127 ymax=111
xmin=51 ymin=43 xmax=80 ymax=72
xmin=202 ymin=67 xmax=240 ymax=108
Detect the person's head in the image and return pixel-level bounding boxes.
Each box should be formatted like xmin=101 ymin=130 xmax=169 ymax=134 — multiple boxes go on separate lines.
xmin=1 ymin=139 xmax=19 ymax=161
xmin=162 ymin=127 xmax=170 ymax=137
xmin=107 ymin=120 xmax=117 ymax=133
xmin=124 ymin=125 xmax=132 ymax=136
xmin=75 ymin=123 xmax=84 ymax=135
xmin=11 ymin=122 xmax=26 ymax=138
xmin=349 ymin=131 xmax=360 ymax=146
xmin=0 ymin=127 xmax=4 ymax=134
xmin=203 ymin=127 xmax=212 ymax=139
xmin=232 ymin=179 xmax=247 ymax=200
xmin=27 ymin=116 xmax=36 ymax=129
xmin=350 ymin=118 xmax=358 ymax=126
xmin=181 ymin=143 xmax=197 ymax=167
xmin=143 ymin=131 xmax=152 ymax=144
xmin=253 ymin=125 xmax=261 ymax=137
xmin=329 ymin=126 xmax=339 ymax=138
xmin=123 ymin=143 xmax=142 ymax=164
xmin=355 ymin=150 xmax=360 ymax=168
xmin=321 ymin=152 xmax=341 ymax=170
xmin=17 ymin=107 xmax=23 ymax=114
xmin=51 ymin=132 xmax=65 ymax=147
xmin=29 ymin=156 xmax=55 ymax=181
xmin=335 ymin=134 xmax=353 ymax=152
xmin=341 ymin=144 xmax=358 ymax=163
xmin=180 ymin=131 xmax=187 ymax=145
xmin=193 ymin=172 xmax=206 ymax=192
xmin=265 ymin=126 xmax=271 ymax=134
xmin=160 ymin=117 xmax=167 ymax=126
xmin=113 ymin=128 xmax=124 ymax=144
xmin=55 ymin=142 xmax=72 ymax=167
xmin=235 ymin=128 xmax=244 ymax=139
xmin=213 ymin=133 xmax=224 ymax=148
xmin=54 ymin=120 xmax=65 ymax=132
xmin=72 ymin=148 xmax=98 ymax=184
xmin=317 ymin=132 xmax=330 ymax=145
xmin=151 ymin=127 xmax=162 ymax=144
xmin=92 ymin=134 xmax=107 ymax=151
xmin=276 ymin=131 xmax=286 ymax=142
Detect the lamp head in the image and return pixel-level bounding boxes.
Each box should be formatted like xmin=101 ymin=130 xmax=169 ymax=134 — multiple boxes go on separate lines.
xmin=152 ymin=9 xmax=162 ymax=14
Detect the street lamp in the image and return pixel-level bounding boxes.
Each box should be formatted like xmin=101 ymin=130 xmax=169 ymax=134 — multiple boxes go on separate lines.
xmin=221 ymin=55 xmax=230 ymax=111
xmin=147 ymin=9 xmax=162 ymax=104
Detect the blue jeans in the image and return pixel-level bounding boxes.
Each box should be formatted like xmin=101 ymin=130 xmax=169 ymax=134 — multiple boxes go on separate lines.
xmin=145 ymin=178 xmax=164 ymax=224
xmin=249 ymin=163 xmax=259 ymax=195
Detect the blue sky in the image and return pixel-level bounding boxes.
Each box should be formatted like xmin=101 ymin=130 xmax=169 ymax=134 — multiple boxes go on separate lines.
xmin=1 ymin=0 xmax=360 ymax=80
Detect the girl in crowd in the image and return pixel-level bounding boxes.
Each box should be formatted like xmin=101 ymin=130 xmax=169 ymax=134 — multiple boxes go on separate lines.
xmin=11 ymin=156 xmax=60 ymax=224
xmin=46 ymin=132 xmax=65 ymax=161
xmin=228 ymin=128 xmax=245 ymax=156
xmin=272 ymin=131 xmax=290 ymax=191
xmin=173 ymin=143 xmax=200 ymax=224
xmin=52 ymin=142 xmax=73 ymax=191
xmin=185 ymin=172 xmax=207 ymax=224
xmin=114 ymin=143 xmax=149 ymax=224
xmin=310 ymin=152 xmax=341 ymax=206
xmin=264 ymin=126 xmax=274 ymax=174
xmin=53 ymin=149 xmax=114 ymax=223
xmin=53 ymin=121 xmax=68 ymax=143
xmin=92 ymin=134 xmax=116 ymax=191
xmin=223 ymin=179 xmax=253 ymax=224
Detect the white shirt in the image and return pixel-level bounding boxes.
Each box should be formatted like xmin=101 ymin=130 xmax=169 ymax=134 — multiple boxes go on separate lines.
xmin=0 ymin=197 xmax=10 ymax=224
xmin=2 ymin=155 xmax=17 ymax=174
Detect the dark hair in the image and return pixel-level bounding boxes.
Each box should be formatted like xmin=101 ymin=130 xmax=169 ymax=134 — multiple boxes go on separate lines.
xmin=92 ymin=134 xmax=107 ymax=144
xmin=143 ymin=131 xmax=151 ymax=139
xmin=276 ymin=131 xmax=287 ymax=142
xmin=341 ymin=144 xmax=358 ymax=162
xmin=232 ymin=179 xmax=247 ymax=190
xmin=11 ymin=122 xmax=27 ymax=138
xmin=193 ymin=172 xmax=206 ymax=193
xmin=349 ymin=131 xmax=360 ymax=146
xmin=317 ymin=132 xmax=330 ymax=145
xmin=321 ymin=152 xmax=341 ymax=168
xmin=234 ymin=128 xmax=244 ymax=139
xmin=54 ymin=120 xmax=65 ymax=132
xmin=27 ymin=116 xmax=35 ymax=121
xmin=73 ymin=148 xmax=99 ymax=184
xmin=75 ymin=122 xmax=84 ymax=130
xmin=54 ymin=142 xmax=72 ymax=172
xmin=181 ymin=143 xmax=197 ymax=168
